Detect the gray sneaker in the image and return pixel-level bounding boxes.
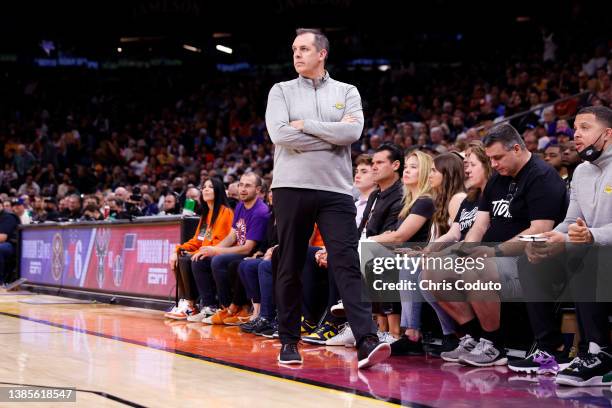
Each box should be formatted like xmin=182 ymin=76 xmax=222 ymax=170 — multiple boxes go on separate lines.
xmin=459 ymin=338 xmax=507 ymax=367
xmin=441 ymin=334 xmax=478 ymax=362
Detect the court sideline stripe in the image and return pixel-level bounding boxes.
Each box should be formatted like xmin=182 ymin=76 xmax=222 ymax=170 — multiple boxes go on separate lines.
xmin=0 ymin=311 xmax=428 ymax=407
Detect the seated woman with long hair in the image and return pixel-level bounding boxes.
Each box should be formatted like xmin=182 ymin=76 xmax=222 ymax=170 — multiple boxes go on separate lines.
xmin=391 ymin=152 xmax=467 ymax=355
xmin=165 ymin=177 xmax=233 ymax=320
xmin=368 ymin=150 xmax=434 ymax=342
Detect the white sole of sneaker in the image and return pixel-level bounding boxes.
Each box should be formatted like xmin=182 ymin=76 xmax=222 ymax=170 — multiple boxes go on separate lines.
xmin=358 ymin=343 xmax=391 ymax=369
xmin=508 ymin=361 xmax=571 ymax=374
xmin=165 ymin=315 xmax=187 ymax=320
xmin=555 ymin=375 xmax=609 ymax=387
xmin=460 ymin=357 xmax=508 ymax=367
xmin=302 ymin=339 xmax=327 ymax=345
xmin=508 ymin=365 xmax=538 ymax=374
xmin=277 ymin=356 xmax=303 ymax=365
xmin=330 ymin=305 xmax=346 ymax=318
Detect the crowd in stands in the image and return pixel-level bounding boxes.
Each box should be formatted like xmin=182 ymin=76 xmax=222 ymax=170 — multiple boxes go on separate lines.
xmin=1 ymin=35 xmax=612 ymax=386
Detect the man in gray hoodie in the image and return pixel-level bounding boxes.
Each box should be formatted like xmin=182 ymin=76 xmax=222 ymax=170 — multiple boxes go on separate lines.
xmin=511 ymin=106 xmax=612 ymax=387
xmin=265 ymin=28 xmax=390 ymax=368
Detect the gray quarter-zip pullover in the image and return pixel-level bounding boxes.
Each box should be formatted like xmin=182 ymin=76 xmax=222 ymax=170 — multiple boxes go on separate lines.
xmin=265 ymin=71 xmax=364 ymax=196
xmin=555 ymin=145 xmax=612 ymax=244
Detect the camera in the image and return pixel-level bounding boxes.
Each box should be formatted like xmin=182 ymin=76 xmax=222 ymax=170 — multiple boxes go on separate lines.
xmin=130 ymin=186 xmax=142 ymax=202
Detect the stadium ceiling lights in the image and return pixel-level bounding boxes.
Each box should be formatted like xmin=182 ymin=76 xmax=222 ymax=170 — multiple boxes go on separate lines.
xmin=119 ymin=36 xmax=165 ymax=43
xmin=216 ymin=45 xmax=233 ymax=55
xmin=183 ymin=44 xmax=202 ymax=53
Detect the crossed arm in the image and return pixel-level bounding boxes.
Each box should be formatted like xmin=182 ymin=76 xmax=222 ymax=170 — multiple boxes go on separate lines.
xmin=265 ymin=84 xmax=364 ymax=151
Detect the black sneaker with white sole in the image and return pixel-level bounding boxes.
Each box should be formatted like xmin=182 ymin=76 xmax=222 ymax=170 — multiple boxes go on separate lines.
xmin=260 ymin=318 xmax=278 ymax=338
xmin=508 ymin=349 xmax=572 ymax=375
xmin=555 ymin=342 xmax=612 ymax=387
xmin=278 ymin=343 xmax=303 ymax=365
xmin=358 ymin=336 xmax=391 ymax=369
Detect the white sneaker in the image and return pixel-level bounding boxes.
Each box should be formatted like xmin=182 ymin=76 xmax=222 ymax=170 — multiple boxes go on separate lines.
xmin=202 ymin=306 xmax=218 ymax=317
xmin=326 ymin=323 xmax=356 ymax=347
xmin=330 ymin=300 xmax=345 ymax=318
xmin=187 ymin=309 xmax=208 ymax=322
xmin=164 ymin=299 xmax=186 ymax=318
xmin=377 ymin=331 xmax=398 ymax=344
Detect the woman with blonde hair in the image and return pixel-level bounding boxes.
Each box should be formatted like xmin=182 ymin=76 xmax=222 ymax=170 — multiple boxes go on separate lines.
xmin=371 ymin=150 xmax=434 ymax=244
xmin=369 ymin=150 xmax=434 ymax=343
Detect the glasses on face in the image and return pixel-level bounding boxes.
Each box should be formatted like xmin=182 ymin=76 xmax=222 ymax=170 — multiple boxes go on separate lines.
xmin=506 ymin=182 xmax=517 ymax=203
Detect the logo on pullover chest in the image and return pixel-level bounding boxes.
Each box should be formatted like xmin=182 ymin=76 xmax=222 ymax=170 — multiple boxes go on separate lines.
xmin=491 ymin=199 xmax=512 ymax=219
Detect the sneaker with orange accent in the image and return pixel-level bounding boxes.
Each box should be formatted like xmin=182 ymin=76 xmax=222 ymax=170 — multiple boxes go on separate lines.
xmin=205 ymin=308 xmax=230 ymax=325
xmin=223 ymin=308 xmax=251 ymax=326
xmin=166 ymin=301 xmax=198 ymax=320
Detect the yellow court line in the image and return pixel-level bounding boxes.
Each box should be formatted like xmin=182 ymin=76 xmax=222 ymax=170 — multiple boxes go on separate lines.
xmin=2 ymin=313 xmax=402 ymax=407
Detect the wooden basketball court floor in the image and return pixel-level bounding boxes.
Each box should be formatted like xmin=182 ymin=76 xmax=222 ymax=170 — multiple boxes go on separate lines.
xmin=0 ymin=292 xmax=610 ymax=407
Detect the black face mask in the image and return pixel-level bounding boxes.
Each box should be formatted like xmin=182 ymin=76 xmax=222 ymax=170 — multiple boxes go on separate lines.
xmin=578 ymin=131 xmax=606 ymax=162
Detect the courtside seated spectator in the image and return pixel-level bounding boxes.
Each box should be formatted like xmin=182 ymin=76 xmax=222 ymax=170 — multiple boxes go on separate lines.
xmin=166 ymin=177 xmax=233 ymax=320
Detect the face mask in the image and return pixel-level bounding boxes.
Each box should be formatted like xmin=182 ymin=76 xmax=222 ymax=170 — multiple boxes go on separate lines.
xmin=578 ymin=131 xmax=606 ymax=162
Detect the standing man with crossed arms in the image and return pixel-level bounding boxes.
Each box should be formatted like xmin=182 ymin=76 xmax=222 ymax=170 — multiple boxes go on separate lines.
xmin=265 ymin=28 xmax=390 ymax=368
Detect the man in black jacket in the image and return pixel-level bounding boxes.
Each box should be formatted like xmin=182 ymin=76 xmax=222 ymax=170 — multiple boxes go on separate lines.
xmin=358 ymin=143 xmax=404 ymax=237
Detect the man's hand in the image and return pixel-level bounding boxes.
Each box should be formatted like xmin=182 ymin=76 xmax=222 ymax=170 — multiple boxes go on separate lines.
xmin=568 ymin=217 xmax=593 ymax=243
xmin=526 ymin=230 xmax=566 ymax=263
xmin=263 ymin=246 xmax=276 ymax=261
xmin=290 ymin=115 xmax=356 ymax=131
xmin=244 ymin=251 xmax=264 ymax=260
xmin=341 ymin=114 xmax=358 ymax=123
xmin=314 ymin=248 xmax=328 ymax=268
xmin=289 ymin=120 xmax=305 ymax=130
xmin=192 ymin=246 xmax=217 ymax=261
xmin=169 ymin=252 xmax=178 ymax=270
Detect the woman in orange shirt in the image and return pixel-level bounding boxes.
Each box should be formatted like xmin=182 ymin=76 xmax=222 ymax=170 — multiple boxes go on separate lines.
xmin=165 ymin=177 xmax=233 ymax=320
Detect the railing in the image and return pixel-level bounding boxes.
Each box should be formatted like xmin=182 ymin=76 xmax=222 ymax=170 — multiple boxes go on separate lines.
xmin=475 ymin=91 xmax=592 ymax=132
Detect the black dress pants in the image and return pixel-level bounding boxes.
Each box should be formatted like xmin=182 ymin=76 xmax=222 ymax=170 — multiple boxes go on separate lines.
xmin=273 ymin=188 xmax=377 ymax=345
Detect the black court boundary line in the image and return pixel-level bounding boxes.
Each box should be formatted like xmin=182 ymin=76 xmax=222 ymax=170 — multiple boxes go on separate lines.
xmin=0 ymin=381 xmax=145 ymax=407
xmin=0 ymin=311 xmax=427 ymax=407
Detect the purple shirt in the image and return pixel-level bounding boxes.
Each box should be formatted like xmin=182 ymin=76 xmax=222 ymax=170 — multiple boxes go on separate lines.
xmin=232 ymin=199 xmax=270 ymax=246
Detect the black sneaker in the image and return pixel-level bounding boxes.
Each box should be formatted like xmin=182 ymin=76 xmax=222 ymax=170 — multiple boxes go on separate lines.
xmin=239 ymin=317 xmax=262 ymax=333
xmin=358 ymin=336 xmax=391 ymax=369
xmin=390 ymin=335 xmax=424 ymax=356
xmin=508 ymin=348 xmax=572 ymax=375
xmin=426 ymin=334 xmax=460 ymax=358
xmin=278 ymin=343 xmax=303 ymax=365
xmin=253 ymin=318 xmax=274 ymax=336
xmin=260 ymin=318 xmax=279 ymax=338
xmin=555 ymin=342 xmax=612 ymax=387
